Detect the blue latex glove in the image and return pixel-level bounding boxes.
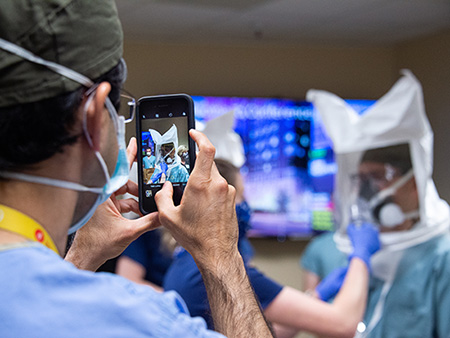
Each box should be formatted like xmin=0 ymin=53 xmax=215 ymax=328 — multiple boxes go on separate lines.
xmin=315 ymin=266 xmax=348 ymax=302
xmin=347 ymin=223 xmax=380 ymax=270
xmin=160 ymin=161 xmax=168 ymax=174
xmin=151 ymin=162 xmax=169 ymax=183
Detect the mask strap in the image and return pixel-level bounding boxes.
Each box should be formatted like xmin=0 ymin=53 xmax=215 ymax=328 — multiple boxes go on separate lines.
xmin=164 ymin=147 xmax=175 ymax=160
xmin=370 ymin=169 xmax=414 ymax=208
xmin=0 ymin=171 xmax=103 ymax=194
xmin=0 ymin=38 xmax=93 ymax=88
xmin=404 ymin=210 xmax=420 ymax=220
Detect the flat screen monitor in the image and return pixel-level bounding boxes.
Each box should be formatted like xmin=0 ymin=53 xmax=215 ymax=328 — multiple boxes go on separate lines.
xmin=192 ymin=96 xmax=375 ymax=239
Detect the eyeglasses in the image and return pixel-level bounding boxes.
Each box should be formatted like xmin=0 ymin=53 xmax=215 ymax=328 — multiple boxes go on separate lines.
xmin=351 ymin=164 xmax=403 ymax=191
xmin=85 ymin=84 xmax=136 ymax=124
xmin=118 ymin=89 xmax=136 ymax=124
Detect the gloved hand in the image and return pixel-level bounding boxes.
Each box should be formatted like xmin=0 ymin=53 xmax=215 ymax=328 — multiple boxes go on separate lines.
xmin=160 ymin=161 xmax=168 ymax=174
xmin=315 ymin=266 xmax=348 ymax=302
xmin=347 ymin=223 xmax=380 ymax=270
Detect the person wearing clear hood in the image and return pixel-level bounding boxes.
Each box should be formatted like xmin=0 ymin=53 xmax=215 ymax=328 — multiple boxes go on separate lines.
xmin=307 ymin=70 xmax=450 ymax=337
xmin=148 ymin=124 xmax=189 ymax=184
xmin=0 ymin=1 xmax=289 ymax=337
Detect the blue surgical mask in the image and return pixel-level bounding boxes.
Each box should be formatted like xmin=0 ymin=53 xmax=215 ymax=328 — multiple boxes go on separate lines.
xmin=0 ymin=38 xmax=130 ymax=234
xmin=236 ymin=200 xmax=252 ymax=239
xmin=235 ymin=200 xmax=254 ymax=262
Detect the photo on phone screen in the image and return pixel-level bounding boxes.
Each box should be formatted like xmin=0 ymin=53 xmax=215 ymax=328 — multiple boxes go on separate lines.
xmin=136 ymin=94 xmax=195 ymax=214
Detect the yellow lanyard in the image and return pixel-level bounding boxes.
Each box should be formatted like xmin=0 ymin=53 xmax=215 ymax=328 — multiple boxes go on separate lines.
xmin=0 ymin=204 xmax=59 ymax=254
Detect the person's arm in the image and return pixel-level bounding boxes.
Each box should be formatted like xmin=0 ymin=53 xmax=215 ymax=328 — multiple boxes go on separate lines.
xmin=116 ymin=255 xmax=163 ymax=292
xmin=155 ymin=129 xmax=274 ymax=338
xmin=264 ymin=224 xmax=379 ymax=338
xmin=303 ymin=270 xmax=321 ymax=293
xmin=264 ymin=258 xmax=367 ymax=338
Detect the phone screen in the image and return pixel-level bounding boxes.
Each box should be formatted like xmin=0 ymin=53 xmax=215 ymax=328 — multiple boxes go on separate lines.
xmin=137 ymin=95 xmax=195 ymax=214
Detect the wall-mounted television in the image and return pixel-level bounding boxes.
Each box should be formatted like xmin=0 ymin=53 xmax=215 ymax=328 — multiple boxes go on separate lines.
xmin=192 ymin=96 xmax=375 ymax=239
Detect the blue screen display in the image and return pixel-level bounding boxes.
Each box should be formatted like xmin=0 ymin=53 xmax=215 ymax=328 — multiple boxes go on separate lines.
xmin=193 ymin=96 xmax=375 ymax=238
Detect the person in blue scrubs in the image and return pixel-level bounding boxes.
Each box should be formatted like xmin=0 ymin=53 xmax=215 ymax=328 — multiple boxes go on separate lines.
xmin=116 ymin=229 xmax=173 ymax=292
xmin=307 ymin=73 xmax=450 ymax=338
xmin=304 ymin=144 xmax=450 ymax=337
xmin=355 ymin=145 xmax=450 ymax=337
xmin=142 ymin=148 xmax=156 ymax=184
xmin=0 ymin=2 xmax=279 ymax=337
xmin=143 ymin=148 xmax=156 ymax=169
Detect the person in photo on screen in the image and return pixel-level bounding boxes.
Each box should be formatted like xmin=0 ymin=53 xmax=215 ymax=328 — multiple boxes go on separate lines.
xmin=149 ymin=124 xmax=189 ymax=184
xmin=178 ymin=144 xmax=189 ymax=170
xmin=142 ymin=147 xmax=156 ymax=183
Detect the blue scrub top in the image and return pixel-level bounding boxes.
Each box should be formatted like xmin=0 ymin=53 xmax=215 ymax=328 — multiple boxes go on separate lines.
xmin=363 ymin=234 xmax=450 ymax=338
xmin=121 ymin=229 xmax=173 ymax=287
xmin=143 ymin=155 xmax=156 ymax=169
xmin=300 ymin=231 xmax=347 ymax=280
xmin=0 ymin=243 xmax=224 ymax=338
xmin=150 ymin=163 xmax=189 ymax=184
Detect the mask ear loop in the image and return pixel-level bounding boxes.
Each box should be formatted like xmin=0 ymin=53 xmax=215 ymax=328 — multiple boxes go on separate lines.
xmin=82 ymin=87 xmax=112 ymax=188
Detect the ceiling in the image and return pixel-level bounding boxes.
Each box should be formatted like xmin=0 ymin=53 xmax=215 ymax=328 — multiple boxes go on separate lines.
xmin=115 ymin=0 xmax=450 ymax=47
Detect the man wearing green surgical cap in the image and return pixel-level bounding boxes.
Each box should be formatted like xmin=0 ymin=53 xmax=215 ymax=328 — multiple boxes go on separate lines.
xmin=0 ymin=1 xmax=274 ymax=337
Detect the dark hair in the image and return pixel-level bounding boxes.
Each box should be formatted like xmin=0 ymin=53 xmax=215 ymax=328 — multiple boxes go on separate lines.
xmin=0 ymin=61 xmax=125 ymax=172
xmin=361 ymin=143 xmax=412 ymax=175
xmin=214 ymin=158 xmax=240 ymax=187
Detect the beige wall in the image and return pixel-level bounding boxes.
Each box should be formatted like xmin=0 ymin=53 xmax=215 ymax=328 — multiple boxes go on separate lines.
xmin=123 ymin=41 xmax=395 ymax=99
xmin=123 ymin=29 xmax=450 ymax=337
xmin=123 ymin=40 xmax=396 ymax=140
xmin=395 ymin=29 xmax=450 ymax=202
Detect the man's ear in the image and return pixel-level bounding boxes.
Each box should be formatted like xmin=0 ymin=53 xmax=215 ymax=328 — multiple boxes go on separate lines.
xmin=85 ymin=82 xmax=111 ymax=151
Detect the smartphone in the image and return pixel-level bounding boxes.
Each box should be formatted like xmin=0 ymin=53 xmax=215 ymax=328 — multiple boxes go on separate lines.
xmin=136 ymin=94 xmax=196 ymax=214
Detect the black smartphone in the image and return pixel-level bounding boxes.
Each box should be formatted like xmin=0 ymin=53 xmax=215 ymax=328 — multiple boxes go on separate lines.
xmin=136 ymin=94 xmax=196 ymax=214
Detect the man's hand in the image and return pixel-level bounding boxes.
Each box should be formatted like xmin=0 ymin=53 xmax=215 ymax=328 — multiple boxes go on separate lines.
xmin=155 ymin=129 xmax=239 ymax=266
xmin=65 ymin=138 xmax=160 ymax=271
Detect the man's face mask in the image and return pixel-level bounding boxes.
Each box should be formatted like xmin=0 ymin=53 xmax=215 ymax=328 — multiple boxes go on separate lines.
xmin=350 ymin=162 xmax=419 ymax=229
xmin=0 ymin=38 xmax=135 ymax=234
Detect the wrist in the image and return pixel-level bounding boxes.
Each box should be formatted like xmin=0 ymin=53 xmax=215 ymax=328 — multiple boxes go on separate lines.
xmin=348 ymin=250 xmax=371 ymax=270
xmin=64 ymin=240 xmax=106 ymax=271
xmin=195 ymin=248 xmax=245 ymax=279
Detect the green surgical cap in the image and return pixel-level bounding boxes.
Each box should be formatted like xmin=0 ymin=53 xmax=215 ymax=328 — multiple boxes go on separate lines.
xmin=0 ymin=0 xmax=123 ymax=107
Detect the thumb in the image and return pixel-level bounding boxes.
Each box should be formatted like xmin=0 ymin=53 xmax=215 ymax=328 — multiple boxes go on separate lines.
xmin=155 ymin=182 xmax=176 ymax=218
xmin=131 ymin=212 xmax=161 ymax=237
